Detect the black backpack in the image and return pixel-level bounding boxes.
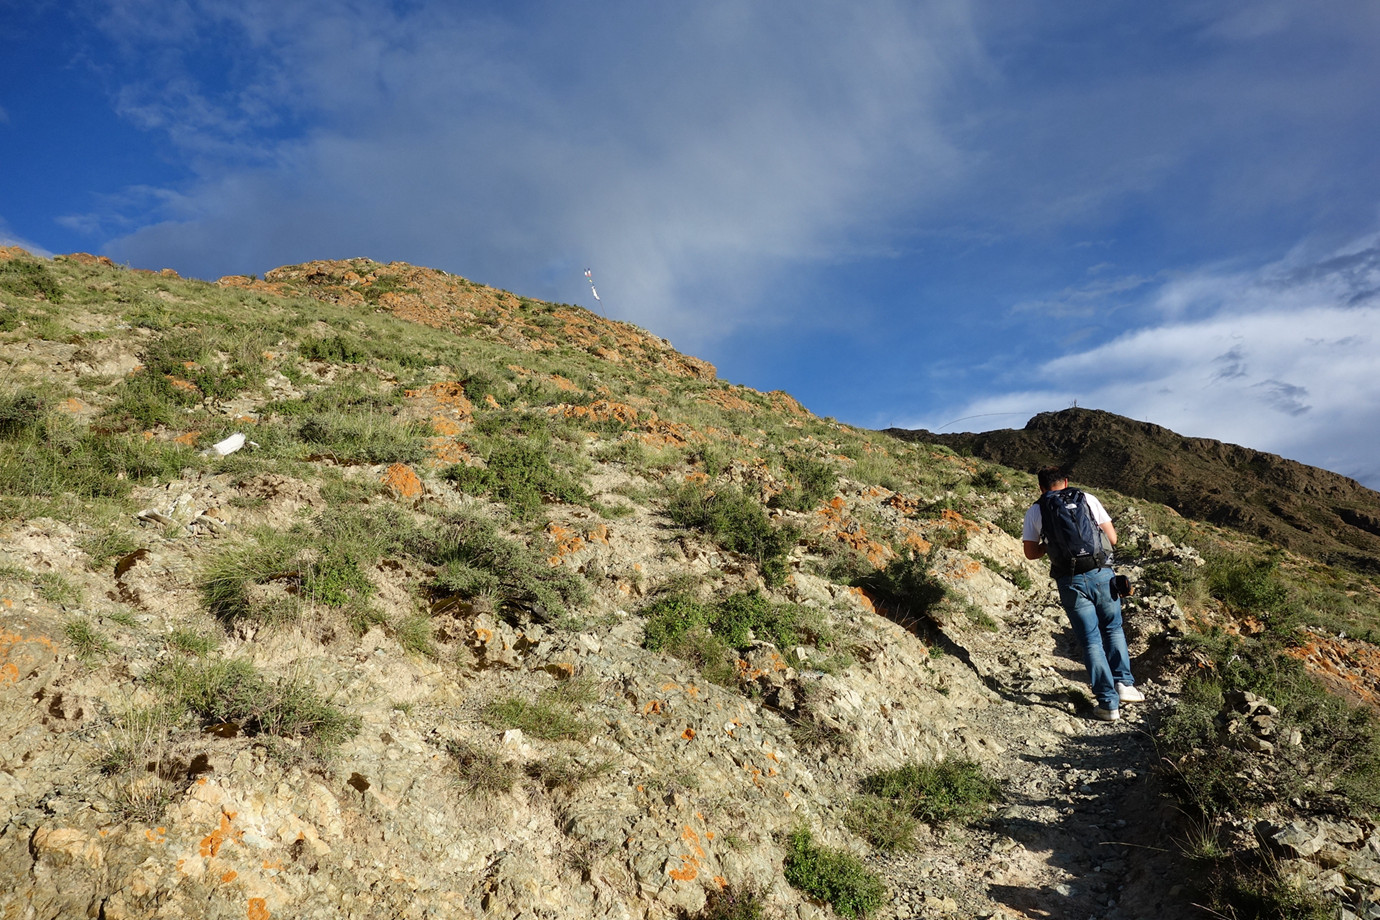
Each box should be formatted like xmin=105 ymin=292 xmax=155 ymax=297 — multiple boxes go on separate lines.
xmin=1037 ymin=487 xmax=1109 ymax=577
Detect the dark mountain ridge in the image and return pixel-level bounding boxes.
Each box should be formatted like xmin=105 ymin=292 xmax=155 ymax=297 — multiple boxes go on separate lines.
xmin=887 ymin=408 xmax=1380 ymax=571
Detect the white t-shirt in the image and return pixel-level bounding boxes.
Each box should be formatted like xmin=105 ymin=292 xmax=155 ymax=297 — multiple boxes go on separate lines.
xmin=1022 ymin=490 xmax=1111 ymax=544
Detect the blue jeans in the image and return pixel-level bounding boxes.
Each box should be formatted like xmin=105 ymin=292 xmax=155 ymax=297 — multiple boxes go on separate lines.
xmin=1055 ymin=567 xmax=1134 ymax=710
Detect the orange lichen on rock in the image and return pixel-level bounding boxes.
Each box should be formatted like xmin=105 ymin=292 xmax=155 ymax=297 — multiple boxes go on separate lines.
xmin=199 ymin=810 xmax=243 ymax=858
xmin=382 ymin=463 xmax=423 ymax=499
xmin=58 ymin=397 xmax=86 ymax=414
xmin=901 ymin=529 xmax=933 ymax=555
xmin=173 ymin=431 xmax=201 ymax=447
xmin=1 ymin=630 xmax=57 ymax=686
xmin=767 ymin=390 xmax=810 ymax=416
xmin=886 ymin=492 xmax=923 ymax=515
xmin=555 ymin=400 xmax=640 ymax=426
xmin=430 ymin=416 xmax=463 ymax=436
xmin=1287 ymin=633 xmax=1380 ymax=705
xmin=816 ymin=497 xmax=892 ymax=566
xmin=703 ymin=388 xmax=756 ymax=413
xmin=166 ymin=376 xmax=200 ymax=394
xmin=247 ymin=898 xmax=270 ymax=920
xmin=406 ymin=381 xmax=474 ymax=419
xmin=545 ymin=522 xmax=586 ymax=565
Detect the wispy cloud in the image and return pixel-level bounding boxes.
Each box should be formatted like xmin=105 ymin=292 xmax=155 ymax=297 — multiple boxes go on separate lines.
xmin=911 ymin=232 xmax=1380 ymax=484
xmin=0 ymin=218 xmax=54 ymax=257
xmin=77 ymin=0 xmax=990 ymax=345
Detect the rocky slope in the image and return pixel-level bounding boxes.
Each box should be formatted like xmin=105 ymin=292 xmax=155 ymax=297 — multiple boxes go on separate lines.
xmin=889 ymin=408 xmax=1380 ymax=573
xmin=2 ymin=251 xmax=1379 ymax=920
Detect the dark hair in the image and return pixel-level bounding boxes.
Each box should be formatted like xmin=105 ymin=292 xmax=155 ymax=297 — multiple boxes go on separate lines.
xmin=1037 ymin=465 xmax=1069 ymax=491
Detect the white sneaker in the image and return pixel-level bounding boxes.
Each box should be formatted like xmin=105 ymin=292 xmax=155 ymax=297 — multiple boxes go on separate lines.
xmin=1093 ymin=706 xmax=1121 ymax=721
xmin=1117 ymin=683 xmax=1145 ymax=703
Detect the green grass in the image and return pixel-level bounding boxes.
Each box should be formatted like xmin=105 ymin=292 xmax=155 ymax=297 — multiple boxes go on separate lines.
xmin=857 ymin=758 xmax=1003 ymax=827
xmin=0 ymin=413 xmax=196 ymax=502
xmin=641 ymin=589 xmax=832 ymax=688
xmin=201 ymin=506 xmax=421 ymax=625
xmin=427 ymin=512 xmax=589 ymax=625
xmin=481 ymin=690 xmax=592 ymax=741
xmin=0 ymin=258 xmax=64 ymax=301
xmin=150 ymin=657 xmax=360 ymax=748
xmin=444 ymin=739 xmax=519 ymax=794
xmin=445 ymin=436 xmax=590 ymax=520
xmin=782 ymin=827 xmax=886 ymax=919
xmin=666 ymin=481 xmax=799 ymax=586
xmin=769 ymin=454 xmax=837 ymax=512
xmin=65 ymin=619 xmax=113 ymax=662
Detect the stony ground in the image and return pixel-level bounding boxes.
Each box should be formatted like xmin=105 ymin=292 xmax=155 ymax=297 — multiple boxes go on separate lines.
xmin=8 ymin=251 xmax=1370 ymax=920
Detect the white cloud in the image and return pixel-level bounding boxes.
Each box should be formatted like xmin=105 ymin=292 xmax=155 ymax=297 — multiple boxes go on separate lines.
xmin=86 ymin=0 xmax=988 ymax=346
xmin=911 ymin=235 xmax=1380 ymax=486
xmin=0 ymin=218 xmax=54 ymax=258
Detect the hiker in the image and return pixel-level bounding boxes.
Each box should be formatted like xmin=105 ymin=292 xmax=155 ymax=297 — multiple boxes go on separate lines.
xmin=1022 ymin=465 xmax=1142 ymax=721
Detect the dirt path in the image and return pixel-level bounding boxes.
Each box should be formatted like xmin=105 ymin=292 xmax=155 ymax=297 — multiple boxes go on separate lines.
xmin=864 ymin=699 xmax=1203 ymax=920
xmin=863 ymin=587 xmax=1206 ymax=920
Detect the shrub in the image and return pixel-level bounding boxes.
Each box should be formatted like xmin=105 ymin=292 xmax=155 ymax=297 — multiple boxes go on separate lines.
xmin=0 ymin=258 xmax=63 ymax=301
xmin=857 ymin=758 xmax=1002 ymax=826
xmin=782 ymin=827 xmax=886 ymax=919
xmin=667 ymin=482 xmax=799 ymax=586
xmin=770 ymin=455 xmax=836 ymax=512
xmin=446 ymin=438 xmax=589 ymax=520
xmin=642 ymin=590 xmax=831 ymax=687
xmin=427 ymin=513 xmax=589 ymax=624
xmin=855 ymin=551 xmax=947 ymax=621
xmin=845 ymin=795 xmax=918 ymax=852
xmin=0 ymin=391 xmax=46 ymax=440
xmin=1159 ymin=633 xmax=1380 ymax=818
xmin=678 ymin=888 xmax=767 ymax=920
xmin=1204 ymin=551 xmax=1296 ymax=621
xmin=151 ymin=658 xmax=360 ymax=748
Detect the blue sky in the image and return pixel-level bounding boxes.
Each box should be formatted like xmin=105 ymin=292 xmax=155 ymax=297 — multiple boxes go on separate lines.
xmin=5 ymin=1 xmax=1380 ymax=485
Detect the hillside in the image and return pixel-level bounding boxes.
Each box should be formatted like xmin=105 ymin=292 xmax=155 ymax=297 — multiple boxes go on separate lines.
xmin=888 ymin=408 xmax=1380 ymax=573
xmin=3 ymin=249 xmax=1380 ymax=920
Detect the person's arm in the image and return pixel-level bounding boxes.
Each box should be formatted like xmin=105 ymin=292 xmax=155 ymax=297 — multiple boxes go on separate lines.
xmin=1023 ymin=539 xmax=1045 ymax=560
xmin=1099 ymin=521 xmax=1117 ymax=546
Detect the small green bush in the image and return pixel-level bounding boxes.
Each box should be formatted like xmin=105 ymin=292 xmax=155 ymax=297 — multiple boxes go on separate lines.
xmin=446 ymin=438 xmax=589 ymax=520
xmin=0 ymin=391 xmax=46 ymax=440
xmin=427 ymin=513 xmax=589 ymax=624
xmin=179 ymin=658 xmax=354 ymax=739
xmin=857 ymin=758 xmax=1002 ymax=827
xmin=667 ymin=482 xmax=799 ymax=586
xmin=642 ymin=590 xmax=831 ymax=687
xmin=0 ymin=258 xmax=63 ymax=301
xmin=770 ymin=455 xmax=836 ymax=512
xmin=1204 ymin=552 xmax=1298 ymax=628
xmin=845 ymin=795 xmax=918 ymax=852
xmin=152 ymin=658 xmax=360 ymax=747
xmin=782 ymin=827 xmax=886 ymax=919
xmin=855 ymin=551 xmax=947 ymax=621
xmin=678 ymin=888 xmax=767 ymax=920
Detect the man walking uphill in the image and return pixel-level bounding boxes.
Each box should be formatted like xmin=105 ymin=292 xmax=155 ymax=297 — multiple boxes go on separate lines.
xmin=1022 ymin=466 xmax=1142 ymax=721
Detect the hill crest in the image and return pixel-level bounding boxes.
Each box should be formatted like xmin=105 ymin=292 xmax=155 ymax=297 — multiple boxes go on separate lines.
xmin=888 ymin=407 xmax=1380 ymax=571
